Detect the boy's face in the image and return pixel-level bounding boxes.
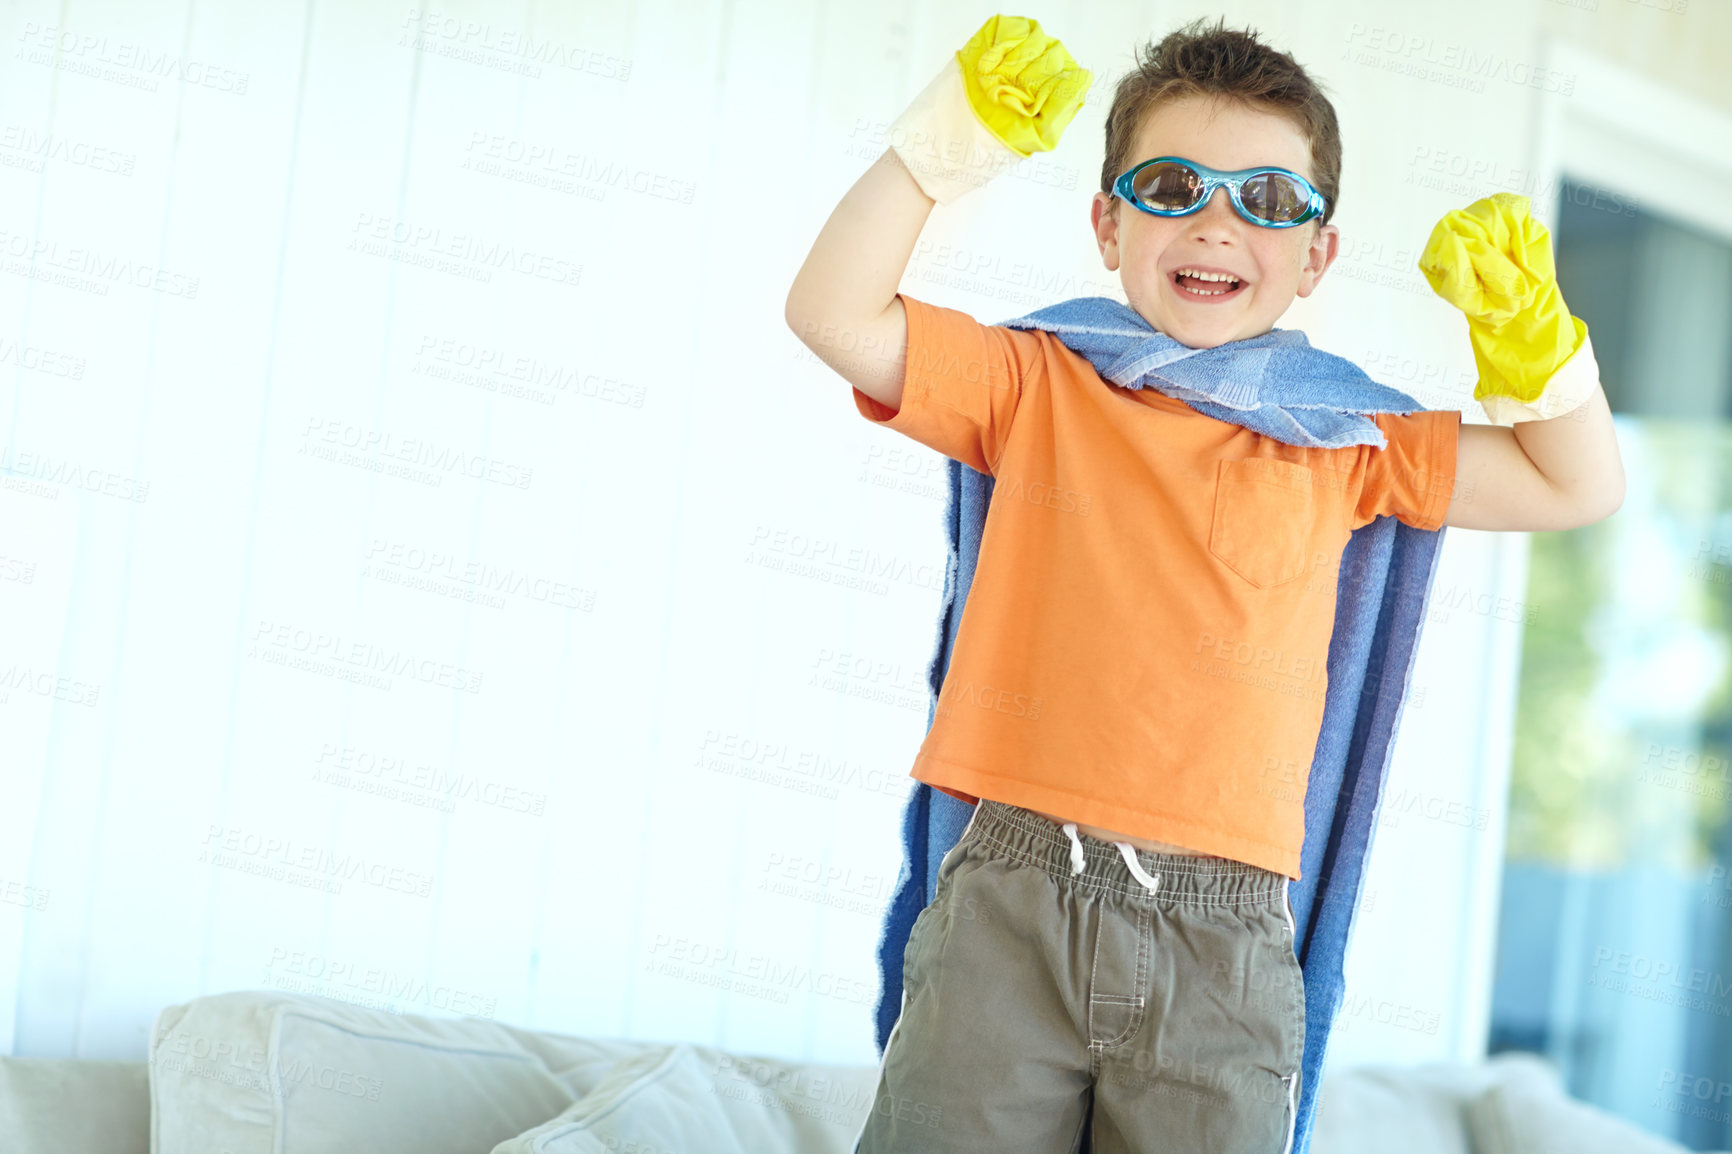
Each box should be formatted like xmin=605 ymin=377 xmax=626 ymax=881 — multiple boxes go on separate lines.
xmin=1091 ymin=95 xmax=1339 ymax=349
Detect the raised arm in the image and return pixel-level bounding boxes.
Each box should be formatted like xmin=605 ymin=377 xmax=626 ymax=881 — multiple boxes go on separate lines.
xmin=783 ymin=150 xmax=933 ymax=411
xmin=1443 ymin=352 xmax=1625 ymax=530
xmin=1419 ymin=192 xmax=1627 ymax=532
xmin=784 ymin=15 xmax=1091 ymax=411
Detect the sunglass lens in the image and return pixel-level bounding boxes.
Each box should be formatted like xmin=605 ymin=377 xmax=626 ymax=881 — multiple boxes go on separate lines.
xmin=1132 ymin=162 xmax=1204 ymax=212
xmin=1239 ymin=172 xmax=1311 ymax=223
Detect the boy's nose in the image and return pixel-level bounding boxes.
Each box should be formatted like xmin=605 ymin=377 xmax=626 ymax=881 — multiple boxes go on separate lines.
xmin=1188 ymin=187 xmax=1241 ymax=232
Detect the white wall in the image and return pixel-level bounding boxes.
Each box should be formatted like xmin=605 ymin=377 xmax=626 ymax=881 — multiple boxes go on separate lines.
xmin=0 ymin=0 xmax=1713 ymax=1068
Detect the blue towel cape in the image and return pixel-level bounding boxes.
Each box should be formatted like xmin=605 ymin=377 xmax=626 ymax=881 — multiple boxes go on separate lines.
xmin=870 ymin=296 xmax=1451 ymax=1154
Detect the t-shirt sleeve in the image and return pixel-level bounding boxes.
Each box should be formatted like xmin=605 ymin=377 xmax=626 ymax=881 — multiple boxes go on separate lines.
xmin=851 ymin=293 xmax=1038 ymax=477
xmin=1349 ymin=408 xmax=1462 ymax=531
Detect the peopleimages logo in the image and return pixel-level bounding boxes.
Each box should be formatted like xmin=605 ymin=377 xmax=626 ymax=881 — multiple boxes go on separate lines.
xmin=1590 ymin=947 xmax=1732 ymax=1000
xmin=248 ymin=618 xmax=484 ymax=695
xmin=198 ymin=825 xmax=434 ymax=898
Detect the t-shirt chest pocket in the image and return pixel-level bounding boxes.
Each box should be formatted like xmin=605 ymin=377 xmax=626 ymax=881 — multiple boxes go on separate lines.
xmin=1208 ymin=457 xmax=1318 ymax=589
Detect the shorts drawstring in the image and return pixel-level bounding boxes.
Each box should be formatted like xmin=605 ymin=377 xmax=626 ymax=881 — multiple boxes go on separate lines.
xmin=1061 ymin=821 xmax=1162 ymax=894
xmin=1062 ymin=822 xmax=1087 ymax=873
xmin=1115 ymin=841 xmax=1164 ymax=893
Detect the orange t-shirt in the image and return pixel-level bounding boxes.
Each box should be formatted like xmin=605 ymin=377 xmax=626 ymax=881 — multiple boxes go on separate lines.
xmin=853 ymin=293 xmax=1462 ymax=879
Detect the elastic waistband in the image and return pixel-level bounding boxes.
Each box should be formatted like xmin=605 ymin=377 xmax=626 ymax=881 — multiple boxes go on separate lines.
xmin=964 ymin=799 xmax=1287 ymax=907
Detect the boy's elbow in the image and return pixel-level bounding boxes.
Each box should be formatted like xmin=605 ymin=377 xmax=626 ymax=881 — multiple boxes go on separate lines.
xmin=784 ymin=290 xmax=818 ymax=347
xmin=1565 ymin=476 xmax=1625 ymax=528
xmin=1588 ymin=458 xmax=1627 ymax=524
xmin=1594 ymin=477 xmax=1626 ymax=523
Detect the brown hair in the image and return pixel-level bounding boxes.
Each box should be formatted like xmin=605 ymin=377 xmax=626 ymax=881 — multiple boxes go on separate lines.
xmin=1099 ymin=16 xmax=1342 ymax=228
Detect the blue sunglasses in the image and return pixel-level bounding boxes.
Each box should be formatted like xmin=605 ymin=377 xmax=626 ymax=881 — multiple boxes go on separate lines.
xmin=1113 ymin=156 xmax=1327 ymax=229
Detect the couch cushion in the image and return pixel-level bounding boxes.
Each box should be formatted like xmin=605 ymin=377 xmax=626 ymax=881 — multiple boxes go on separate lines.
xmin=1308 ymin=1058 xmax=1505 ymax=1154
xmin=0 ymin=1058 xmax=149 ymax=1154
xmin=148 ymin=990 xmax=666 ymax=1154
xmin=489 ymin=1042 xmax=881 ymax=1154
xmin=1469 ymin=1051 xmax=1698 ymax=1154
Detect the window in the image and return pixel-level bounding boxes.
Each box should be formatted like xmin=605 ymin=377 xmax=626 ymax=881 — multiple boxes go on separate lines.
xmin=1488 ymin=179 xmax=1732 ymax=1148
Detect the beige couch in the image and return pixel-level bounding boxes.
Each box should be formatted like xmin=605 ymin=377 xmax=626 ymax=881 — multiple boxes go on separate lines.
xmin=0 ymin=989 xmax=1708 ymax=1153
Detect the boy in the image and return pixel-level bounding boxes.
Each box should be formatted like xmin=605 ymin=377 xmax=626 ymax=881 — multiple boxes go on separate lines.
xmin=786 ymin=16 xmax=1624 ymax=1154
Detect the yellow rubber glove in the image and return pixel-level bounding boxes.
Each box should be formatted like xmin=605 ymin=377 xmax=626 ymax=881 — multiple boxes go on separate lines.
xmin=956 ymin=16 xmax=1093 ymax=155
xmin=1417 ymin=192 xmax=1600 ymax=424
xmin=888 ymin=15 xmax=1092 ymax=204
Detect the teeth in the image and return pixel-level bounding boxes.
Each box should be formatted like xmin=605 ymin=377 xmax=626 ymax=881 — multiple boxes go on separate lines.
xmin=1175 ymin=267 xmax=1241 ymax=297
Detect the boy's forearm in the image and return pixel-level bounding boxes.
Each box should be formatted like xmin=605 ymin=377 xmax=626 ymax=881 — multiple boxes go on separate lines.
xmin=1511 ymin=377 xmax=1625 ymax=522
xmin=785 ymin=148 xmax=934 ymax=342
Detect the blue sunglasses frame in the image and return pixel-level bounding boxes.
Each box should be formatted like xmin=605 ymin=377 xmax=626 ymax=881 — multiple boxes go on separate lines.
xmin=1113 ymin=156 xmax=1327 ymax=229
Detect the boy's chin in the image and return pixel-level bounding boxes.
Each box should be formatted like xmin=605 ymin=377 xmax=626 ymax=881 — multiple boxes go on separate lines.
xmin=1162 ymin=304 xmax=1289 ymax=348
xmin=1127 ymin=295 xmax=1279 ymax=348
xmin=1157 ymin=315 xmax=1267 ymax=350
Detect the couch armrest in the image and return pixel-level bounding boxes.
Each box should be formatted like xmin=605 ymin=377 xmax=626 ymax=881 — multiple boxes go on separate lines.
xmin=148 ymin=989 xmax=667 ymax=1154
xmin=0 ymin=1057 xmax=149 ymax=1154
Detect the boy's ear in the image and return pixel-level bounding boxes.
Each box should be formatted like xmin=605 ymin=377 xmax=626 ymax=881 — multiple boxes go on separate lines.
xmin=1295 ymin=220 xmax=1340 ymax=298
xmin=1091 ymin=192 xmax=1121 ymax=272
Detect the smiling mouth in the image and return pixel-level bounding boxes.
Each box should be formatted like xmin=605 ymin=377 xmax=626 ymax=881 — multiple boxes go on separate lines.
xmin=1171 ymin=270 xmax=1247 ymax=300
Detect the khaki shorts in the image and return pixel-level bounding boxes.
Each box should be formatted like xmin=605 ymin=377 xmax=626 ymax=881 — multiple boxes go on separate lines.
xmin=854 ymin=799 xmax=1305 ymax=1154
